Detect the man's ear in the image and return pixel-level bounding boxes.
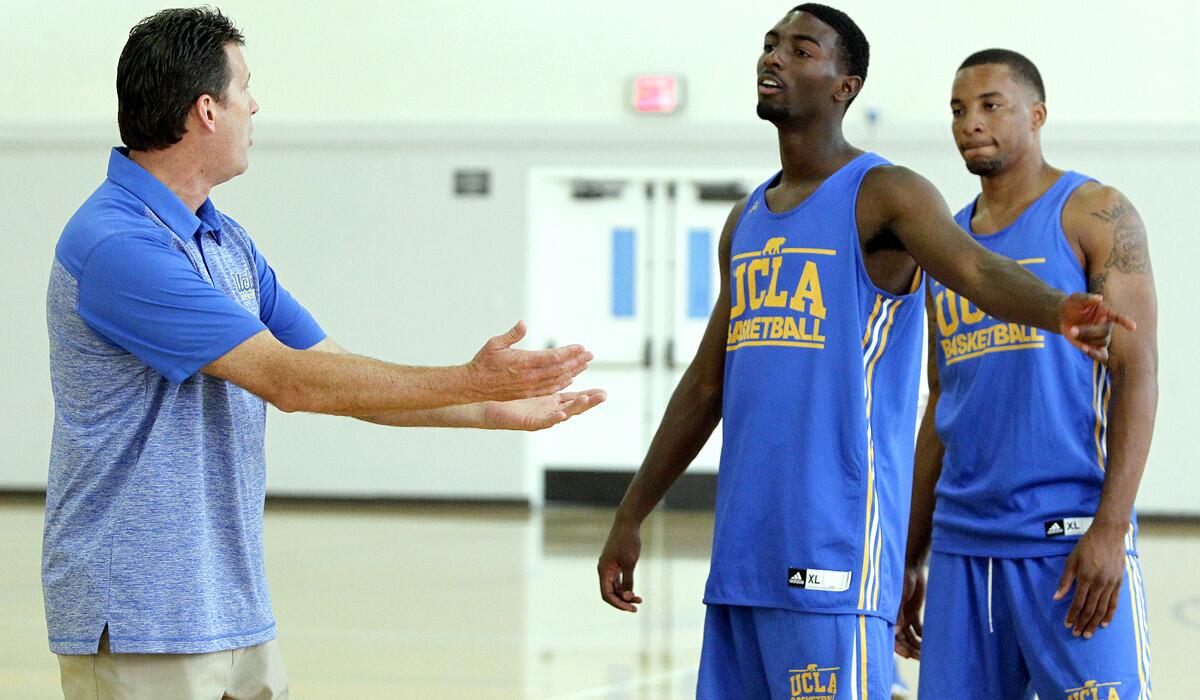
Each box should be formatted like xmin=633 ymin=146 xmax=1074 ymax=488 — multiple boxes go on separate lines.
xmin=1031 ymin=101 xmax=1047 ymax=133
xmin=834 ymin=75 xmax=863 ymax=107
xmin=191 ymin=94 xmax=218 ymax=134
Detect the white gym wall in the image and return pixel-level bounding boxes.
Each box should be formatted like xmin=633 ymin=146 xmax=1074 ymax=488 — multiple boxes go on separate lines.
xmin=0 ymin=1 xmax=1195 ymax=512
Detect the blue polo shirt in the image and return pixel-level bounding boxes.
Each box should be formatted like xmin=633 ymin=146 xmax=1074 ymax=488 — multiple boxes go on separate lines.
xmin=43 ymin=148 xmax=325 ymax=654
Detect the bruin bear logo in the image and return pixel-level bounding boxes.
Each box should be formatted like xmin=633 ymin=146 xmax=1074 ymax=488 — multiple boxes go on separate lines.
xmin=763 ymin=236 xmax=787 ymax=255
xmin=1066 ymin=680 xmax=1122 ymax=700
xmin=789 ymin=664 xmax=838 ymax=699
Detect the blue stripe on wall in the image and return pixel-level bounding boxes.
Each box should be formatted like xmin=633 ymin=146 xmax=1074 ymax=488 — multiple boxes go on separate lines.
xmin=612 ymin=228 xmax=635 ymax=318
xmin=687 ymin=228 xmax=712 ymax=319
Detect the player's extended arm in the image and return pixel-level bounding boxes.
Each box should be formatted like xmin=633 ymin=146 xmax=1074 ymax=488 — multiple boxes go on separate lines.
xmin=895 ymin=289 xmax=944 ymax=660
xmin=305 ymin=337 xmax=606 ymax=430
xmin=595 ymin=199 xmax=743 ymax=613
xmin=864 ymin=167 xmax=1134 ymax=361
xmin=202 ymin=321 xmax=592 ymax=416
xmin=1054 ymin=186 xmax=1158 ymax=639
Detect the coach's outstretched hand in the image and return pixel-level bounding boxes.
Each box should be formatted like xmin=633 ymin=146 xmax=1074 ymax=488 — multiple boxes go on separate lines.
xmin=598 ymin=521 xmax=643 ymax=612
xmin=480 ymin=389 xmax=607 ymax=431
xmin=1059 ymin=293 xmax=1136 ymax=363
xmin=467 ymin=321 xmax=592 ymax=401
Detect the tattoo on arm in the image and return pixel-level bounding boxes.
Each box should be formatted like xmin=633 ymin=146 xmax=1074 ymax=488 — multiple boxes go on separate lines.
xmin=1089 ymin=197 xmax=1151 ymax=292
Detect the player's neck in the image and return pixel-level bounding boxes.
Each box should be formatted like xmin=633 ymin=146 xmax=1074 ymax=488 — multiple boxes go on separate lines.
xmin=129 ymin=147 xmax=215 ymax=213
xmin=775 ymin=118 xmax=859 ymax=184
xmin=977 ymin=152 xmax=1060 ymax=218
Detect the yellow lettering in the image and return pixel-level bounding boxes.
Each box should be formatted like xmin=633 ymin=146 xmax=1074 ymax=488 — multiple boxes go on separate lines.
xmin=731 ymin=263 xmax=747 ymax=319
xmin=790 ymin=674 xmax=803 ymax=696
xmin=1107 ymin=687 xmax=1120 ymax=700
xmin=960 ymin=296 xmax=986 ymax=324
xmin=994 ymin=324 xmax=1009 ymax=345
xmin=770 ymin=317 xmax=785 ymax=339
xmin=747 ymin=258 xmax=770 ymax=310
xmin=935 ymin=290 xmax=960 ymax=336
xmin=784 ymin=316 xmax=801 ymax=340
xmin=788 ymin=261 xmax=827 ymax=319
xmin=764 ymin=256 xmax=789 ymax=307
xmin=827 ymin=672 xmax=837 ymax=694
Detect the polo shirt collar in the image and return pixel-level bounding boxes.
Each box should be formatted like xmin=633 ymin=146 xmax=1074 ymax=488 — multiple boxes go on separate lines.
xmin=107 ymin=147 xmax=225 ymax=243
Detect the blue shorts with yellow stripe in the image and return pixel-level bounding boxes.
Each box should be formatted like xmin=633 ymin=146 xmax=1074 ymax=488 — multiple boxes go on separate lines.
xmin=919 ymin=552 xmax=1151 ymax=700
xmin=697 ymin=604 xmax=893 ymax=699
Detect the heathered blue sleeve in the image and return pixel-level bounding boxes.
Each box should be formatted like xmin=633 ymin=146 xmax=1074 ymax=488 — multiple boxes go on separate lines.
xmin=251 ymin=243 xmax=326 ymax=350
xmin=74 ymin=233 xmax=268 ymax=384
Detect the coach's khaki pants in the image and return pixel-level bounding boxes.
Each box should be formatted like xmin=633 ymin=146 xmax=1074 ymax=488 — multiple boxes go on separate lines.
xmin=57 ymin=628 xmax=288 ymax=700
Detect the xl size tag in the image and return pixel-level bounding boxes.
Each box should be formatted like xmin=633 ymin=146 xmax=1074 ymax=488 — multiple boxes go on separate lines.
xmin=787 ymin=568 xmax=852 ymax=592
xmin=1045 ymin=517 xmax=1094 ymax=538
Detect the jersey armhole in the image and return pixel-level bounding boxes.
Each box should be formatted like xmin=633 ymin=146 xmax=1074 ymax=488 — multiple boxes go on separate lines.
xmin=851 ymin=163 xmax=924 ymax=303
xmin=1056 ymin=175 xmax=1099 ymax=277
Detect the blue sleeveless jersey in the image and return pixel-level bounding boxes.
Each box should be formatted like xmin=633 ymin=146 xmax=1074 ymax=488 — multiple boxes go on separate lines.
xmin=930 ymin=171 xmax=1138 ymax=558
xmin=704 ymin=153 xmax=925 ymax=621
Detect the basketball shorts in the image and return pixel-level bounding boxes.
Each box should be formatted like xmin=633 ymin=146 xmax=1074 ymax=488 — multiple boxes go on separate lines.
xmin=697 ymin=603 xmax=893 ymax=699
xmin=919 ymin=551 xmax=1151 ymax=700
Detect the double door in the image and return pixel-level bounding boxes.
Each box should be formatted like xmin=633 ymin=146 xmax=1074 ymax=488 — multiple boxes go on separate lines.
xmin=526 ymin=168 xmax=763 ymax=478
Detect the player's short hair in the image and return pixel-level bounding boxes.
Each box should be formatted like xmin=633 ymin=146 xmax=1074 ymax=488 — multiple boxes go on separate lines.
xmin=117 ymin=7 xmax=245 ymax=151
xmin=959 ymin=48 xmax=1045 ymax=102
xmin=791 ymin=3 xmax=869 ymax=105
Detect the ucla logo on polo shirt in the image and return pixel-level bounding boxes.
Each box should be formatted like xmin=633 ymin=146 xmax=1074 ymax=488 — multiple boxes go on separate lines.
xmin=232 ymin=271 xmax=257 ymax=305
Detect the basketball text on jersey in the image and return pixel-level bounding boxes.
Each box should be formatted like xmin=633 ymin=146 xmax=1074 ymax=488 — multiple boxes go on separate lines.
xmin=726 ymin=237 xmax=830 ymax=351
xmin=934 ymin=284 xmax=1045 ymax=365
xmin=789 ymin=664 xmax=839 ymax=700
xmin=1064 ymin=679 xmax=1123 ymax=700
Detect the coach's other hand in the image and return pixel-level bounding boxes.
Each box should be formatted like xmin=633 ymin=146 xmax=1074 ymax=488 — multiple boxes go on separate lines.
xmin=467 ymin=321 xmax=592 ymax=402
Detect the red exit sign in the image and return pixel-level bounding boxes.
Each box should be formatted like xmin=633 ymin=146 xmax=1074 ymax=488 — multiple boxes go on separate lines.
xmin=632 ymin=75 xmax=684 ymax=114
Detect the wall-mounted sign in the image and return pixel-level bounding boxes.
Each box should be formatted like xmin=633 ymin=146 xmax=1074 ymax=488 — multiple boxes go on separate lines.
xmin=454 ymin=169 xmax=490 ymax=197
xmin=631 ymin=75 xmax=684 ymax=114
